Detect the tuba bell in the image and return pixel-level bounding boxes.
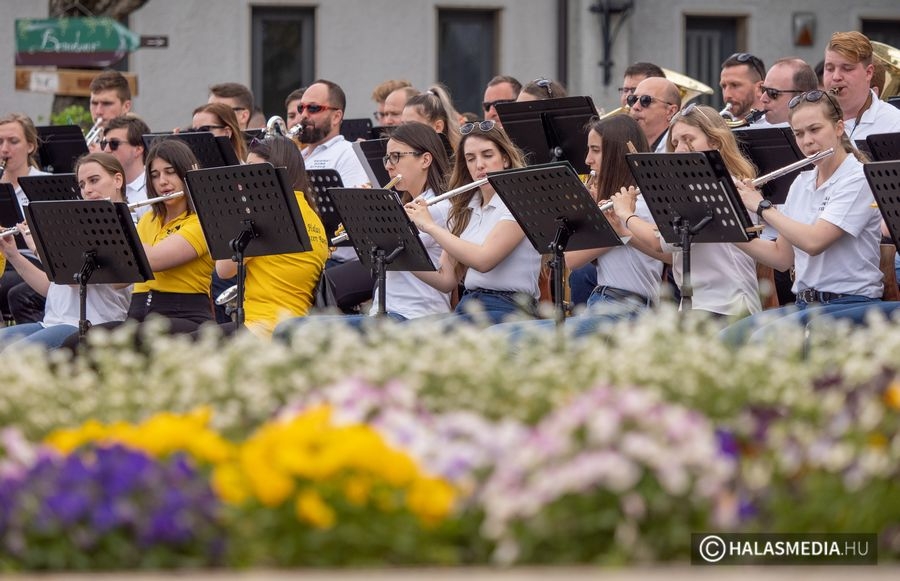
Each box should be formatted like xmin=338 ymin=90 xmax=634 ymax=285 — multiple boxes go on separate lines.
xmin=872 ymin=41 xmax=900 ymax=101
xmin=662 ymin=68 xmax=715 ymax=105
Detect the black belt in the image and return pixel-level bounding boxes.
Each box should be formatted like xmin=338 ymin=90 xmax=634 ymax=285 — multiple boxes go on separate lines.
xmin=464 ymin=288 xmax=518 ymax=297
xmin=795 ymin=289 xmax=850 ymax=304
xmin=595 ymin=285 xmax=650 ymax=305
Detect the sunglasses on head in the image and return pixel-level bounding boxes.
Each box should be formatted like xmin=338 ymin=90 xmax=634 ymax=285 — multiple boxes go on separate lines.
xmin=460 ymin=120 xmax=497 ymax=135
xmin=761 ymin=86 xmax=804 ymax=100
xmin=671 ymin=102 xmax=713 ymax=125
xmin=788 ymin=90 xmax=839 ymax=110
xmin=729 ymin=52 xmax=766 ymax=79
xmin=482 ymin=99 xmax=515 ymax=112
xmin=297 ymin=103 xmax=338 ymax=115
xmin=626 ymin=94 xmax=674 ymax=108
xmin=100 ymin=138 xmax=126 ymax=151
xmin=533 ymin=78 xmax=553 ymax=98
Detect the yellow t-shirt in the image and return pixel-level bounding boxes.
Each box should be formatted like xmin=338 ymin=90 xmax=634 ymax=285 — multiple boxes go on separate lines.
xmin=243 ymin=192 xmax=328 ymax=336
xmin=134 ymin=211 xmax=214 ymax=295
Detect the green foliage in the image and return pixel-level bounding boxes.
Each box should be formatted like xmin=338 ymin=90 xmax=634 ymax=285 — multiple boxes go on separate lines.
xmin=49 ymin=105 xmax=92 ymax=131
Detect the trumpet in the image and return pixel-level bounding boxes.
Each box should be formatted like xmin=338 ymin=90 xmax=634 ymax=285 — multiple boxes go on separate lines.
xmin=264 ymin=115 xmax=304 ymax=139
xmin=85 ymin=118 xmax=104 ymax=148
xmin=329 ymin=175 xmax=403 ymax=245
xmin=128 ymin=191 xmax=184 ymax=210
xmin=750 ymin=148 xmax=834 ymax=188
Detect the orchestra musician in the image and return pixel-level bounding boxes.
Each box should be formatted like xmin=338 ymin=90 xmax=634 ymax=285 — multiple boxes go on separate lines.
xmin=401 ymin=84 xmax=462 ymax=154
xmin=405 ymin=120 xmax=541 ymax=325
xmin=725 ymin=89 xmax=884 ymax=342
xmin=611 ymin=103 xmax=762 ymax=318
xmin=0 ymin=153 xmax=132 ymax=350
xmin=191 ymin=102 xmax=249 ymax=162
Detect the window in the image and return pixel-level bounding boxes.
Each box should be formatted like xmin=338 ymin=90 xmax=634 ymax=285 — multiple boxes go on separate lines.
xmin=438 ymin=9 xmax=497 ymax=117
xmin=684 ymin=16 xmax=742 ymax=109
xmin=251 ymin=7 xmax=315 ymax=119
xmin=861 ymin=19 xmax=900 ymax=49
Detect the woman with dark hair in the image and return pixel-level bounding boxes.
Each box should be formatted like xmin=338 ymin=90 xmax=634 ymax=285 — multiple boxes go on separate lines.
xmin=405 ymin=121 xmax=542 ymax=325
xmin=215 ymin=135 xmax=328 ymax=338
xmin=0 ymin=153 xmax=131 ymax=350
xmin=191 ymin=102 xmax=248 ymax=162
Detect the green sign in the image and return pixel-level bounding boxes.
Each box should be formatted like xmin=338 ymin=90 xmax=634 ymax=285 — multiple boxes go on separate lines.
xmin=15 ymin=17 xmax=140 ymax=67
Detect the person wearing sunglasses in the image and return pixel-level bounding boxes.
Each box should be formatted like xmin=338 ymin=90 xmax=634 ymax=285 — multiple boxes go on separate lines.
xmin=516 ymin=78 xmax=568 ymax=102
xmin=613 ymin=103 xmax=762 ymax=318
xmin=723 ymin=90 xmax=885 ymax=343
xmin=823 ymin=31 xmax=900 ymax=141
xmin=482 ymin=75 xmax=522 ymax=127
xmin=208 ymin=82 xmax=254 ymax=130
xmin=719 ymin=52 xmax=766 ymax=123
xmin=758 ymin=58 xmax=818 ymax=126
xmin=619 ymin=62 xmax=666 ymax=109
xmin=628 ymin=77 xmax=681 ymax=153
xmin=405 ymin=121 xmax=541 ymax=325
xmin=191 ymin=102 xmax=248 ymax=163
xmin=102 ymin=114 xmax=151 ymax=219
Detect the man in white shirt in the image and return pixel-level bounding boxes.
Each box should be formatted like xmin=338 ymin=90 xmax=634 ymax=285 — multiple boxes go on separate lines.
xmin=101 ymin=115 xmax=150 ymax=219
xmin=628 ymin=77 xmax=680 ymax=153
xmin=759 ymin=58 xmax=819 ymax=127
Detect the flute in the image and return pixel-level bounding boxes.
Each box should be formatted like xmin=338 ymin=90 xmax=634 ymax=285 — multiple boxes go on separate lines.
xmin=128 ymin=191 xmax=184 ymax=210
xmin=329 ymin=175 xmax=403 ymax=245
xmin=0 ymin=225 xmax=28 ymax=239
xmin=424 ymin=177 xmax=489 ymax=206
xmin=750 ymin=148 xmax=834 ymax=188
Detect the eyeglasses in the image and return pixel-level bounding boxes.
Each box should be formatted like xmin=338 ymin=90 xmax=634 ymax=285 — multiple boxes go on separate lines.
xmin=297 ymin=103 xmax=338 ymax=115
xmin=460 ymin=120 xmax=497 ymax=135
xmin=671 ymin=102 xmax=713 ymax=126
xmin=626 ymin=94 xmax=674 ymax=108
xmin=482 ymin=99 xmax=515 ymax=112
xmin=382 ymin=151 xmax=422 ymax=166
xmin=788 ymin=90 xmax=840 ymax=111
xmin=761 ymin=86 xmax=804 ymax=100
xmin=99 ymin=139 xmax=125 ymax=151
xmin=191 ymin=125 xmax=226 ymax=132
xmin=534 ymin=78 xmax=553 ymax=98
xmin=729 ymin=52 xmax=766 ymax=80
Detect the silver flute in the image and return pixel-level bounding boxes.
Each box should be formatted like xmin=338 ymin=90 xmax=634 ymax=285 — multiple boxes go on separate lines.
xmin=750 ymin=148 xmax=834 ymax=188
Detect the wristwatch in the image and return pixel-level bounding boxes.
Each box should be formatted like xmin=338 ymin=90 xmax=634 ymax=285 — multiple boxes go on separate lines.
xmin=756 ymin=199 xmax=774 ymax=220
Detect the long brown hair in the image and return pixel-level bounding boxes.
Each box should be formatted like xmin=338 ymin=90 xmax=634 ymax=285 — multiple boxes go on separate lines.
xmin=387 ymin=122 xmax=449 ymax=203
xmin=144 ymin=139 xmax=200 ymax=220
xmin=586 ymin=115 xmax=649 ymax=201
xmin=248 ymin=135 xmax=316 ymax=210
xmin=192 ymin=102 xmax=248 ymax=161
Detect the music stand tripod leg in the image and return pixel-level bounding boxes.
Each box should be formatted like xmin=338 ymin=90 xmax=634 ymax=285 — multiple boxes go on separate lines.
xmin=74 ymin=250 xmax=98 ymax=339
xmin=549 ymin=217 xmax=573 ymax=327
xmin=371 ymin=243 xmax=405 ymax=317
xmin=675 ymin=214 xmax=714 ymax=312
xmin=229 ymin=220 xmax=257 ymax=328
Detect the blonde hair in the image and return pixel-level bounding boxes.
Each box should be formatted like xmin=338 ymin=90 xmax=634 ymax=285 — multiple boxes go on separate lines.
xmin=667 ymin=104 xmax=756 ymax=180
xmin=827 ymin=31 xmax=873 ymax=66
xmin=788 ymin=93 xmax=868 ymax=163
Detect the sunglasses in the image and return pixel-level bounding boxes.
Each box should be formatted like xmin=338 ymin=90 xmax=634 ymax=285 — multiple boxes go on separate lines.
xmin=761 ymin=86 xmax=804 ymax=100
xmin=191 ymin=125 xmax=226 ymax=132
xmin=671 ymin=102 xmax=713 ymax=125
xmin=534 ymin=78 xmax=553 ymax=98
xmin=297 ymin=103 xmax=338 ymax=115
xmin=482 ymin=99 xmax=515 ymax=112
xmin=460 ymin=120 xmax=497 ymax=135
xmin=729 ymin=52 xmax=766 ymax=79
xmin=626 ymin=94 xmax=675 ymax=108
xmin=382 ymin=151 xmax=422 ymax=166
xmin=99 ymin=138 xmax=125 ymax=151
xmin=788 ymin=90 xmax=839 ymax=110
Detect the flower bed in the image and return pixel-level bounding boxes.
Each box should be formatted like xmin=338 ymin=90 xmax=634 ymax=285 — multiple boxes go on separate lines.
xmin=0 ymin=308 xmax=899 ymax=569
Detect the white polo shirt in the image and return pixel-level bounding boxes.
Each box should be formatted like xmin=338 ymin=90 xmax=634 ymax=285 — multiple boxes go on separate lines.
xmin=845 ymin=89 xmax=900 ymax=141
xmin=782 ymin=155 xmax=882 ymax=298
xmin=595 ymin=196 xmax=662 ymax=302
xmin=369 ymin=190 xmax=452 ymax=319
xmin=460 ymin=192 xmax=541 ymax=299
xmin=127 ymin=172 xmax=149 ymax=220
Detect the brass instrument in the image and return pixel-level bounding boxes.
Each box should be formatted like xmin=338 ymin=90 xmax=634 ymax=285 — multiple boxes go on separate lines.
xmin=872 ymin=41 xmax=900 ymax=100
xmin=726 ymin=108 xmax=765 ymax=129
xmin=85 ymin=118 xmax=104 ymax=148
xmin=662 ymin=68 xmax=715 ymax=105
xmin=719 ymin=102 xmax=735 ymax=120
xmin=264 ymin=115 xmax=304 ymax=139
xmin=598 ymin=105 xmax=629 ymax=120
xmin=0 ymin=158 xmax=6 ymax=181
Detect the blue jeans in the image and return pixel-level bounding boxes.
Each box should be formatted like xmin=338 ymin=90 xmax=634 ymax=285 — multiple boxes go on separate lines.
xmin=568 ymin=264 xmax=597 ymax=307
xmin=721 ymin=295 xmax=878 ymax=345
xmin=453 ymin=290 xmax=537 ymax=326
xmin=0 ymin=322 xmax=79 ymax=351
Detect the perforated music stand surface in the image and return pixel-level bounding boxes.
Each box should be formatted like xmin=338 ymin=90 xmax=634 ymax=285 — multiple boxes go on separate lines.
xmin=0 ymin=184 xmax=28 ymax=250
xmin=142 ymin=132 xmax=240 ymax=168
xmin=306 ymin=169 xmax=349 ymax=246
xmin=19 ymin=173 xmax=80 ymax=202
xmin=864 ymin=160 xmax=900 ymax=252
xmin=865 ymin=132 xmax=900 ymax=162
xmin=495 ymin=96 xmax=598 ymax=174
xmin=352 ymin=138 xmax=391 ymax=189
xmin=327 ymin=188 xmax=435 ymax=273
xmin=184 ymin=162 xmax=312 ymax=260
xmin=35 ymin=125 xmax=89 ymax=173
xmin=734 ymin=127 xmax=807 ymax=204
xmin=625 ymin=150 xmax=756 ymax=245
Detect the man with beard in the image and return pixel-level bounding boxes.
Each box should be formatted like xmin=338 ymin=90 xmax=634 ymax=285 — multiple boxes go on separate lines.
xmin=719 ymin=53 xmax=766 ymax=123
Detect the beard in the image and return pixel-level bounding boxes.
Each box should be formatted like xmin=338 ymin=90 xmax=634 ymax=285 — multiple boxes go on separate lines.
xmin=300 ymin=117 xmax=332 ymax=144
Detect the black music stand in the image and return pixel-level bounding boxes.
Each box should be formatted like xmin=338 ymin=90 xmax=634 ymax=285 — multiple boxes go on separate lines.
xmin=488 ymin=162 xmax=623 ymax=325
xmin=306 ymin=169 xmax=348 ymax=246
xmin=340 ymin=118 xmax=374 ymax=142
xmin=184 ymin=163 xmax=313 ymax=327
xmin=0 ymin=184 xmax=28 ymax=250
xmin=24 ymin=200 xmax=152 ymax=338
xmin=626 ymin=150 xmax=758 ymax=310
xmin=864 ymin=160 xmax=900 ymax=252
xmin=35 ymin=125 xmax=88 ymax=173
xmin=865 ymin=132 xmax=900 ymax=162
xmin=352 ymin=138 xmax=391 ymax=187
xmin=495 ymin=97 xmax=598 ymax=174
xmin=734 ymin=127 xmax=808 ymax=204
xmin=242 ymin=129 xmax=265 ymax=148
xmin=19 ymin=173 xmax=80 ymax=202
xmin=328 ymin=188 xmax=435 ymax=317
xmin=142 ymin=132 xmax=240 ymax=168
